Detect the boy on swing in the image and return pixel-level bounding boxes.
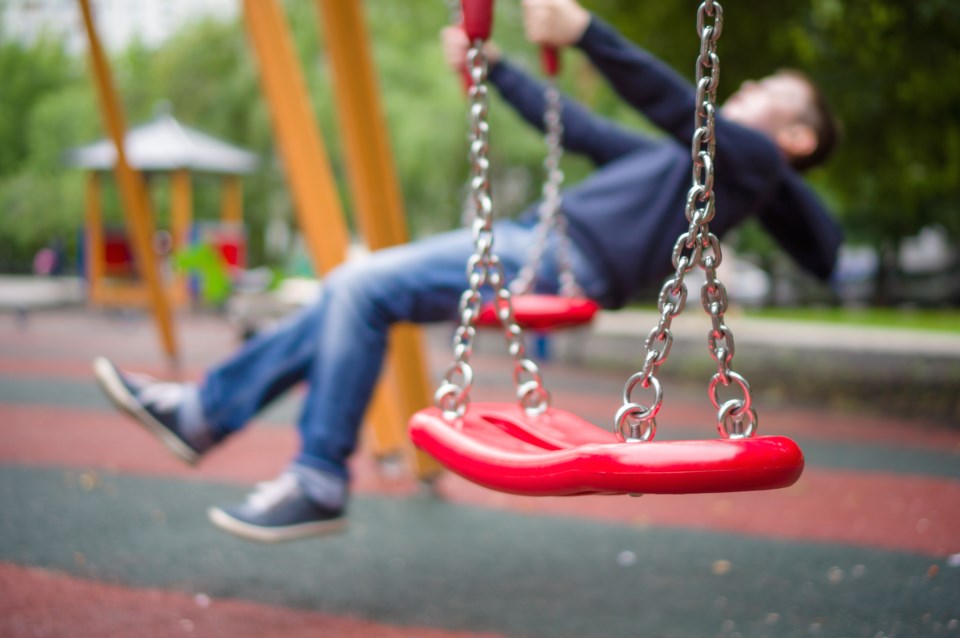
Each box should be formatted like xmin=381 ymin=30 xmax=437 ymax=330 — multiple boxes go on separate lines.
xmin=94 ymin=0 xmax=842 ymax=542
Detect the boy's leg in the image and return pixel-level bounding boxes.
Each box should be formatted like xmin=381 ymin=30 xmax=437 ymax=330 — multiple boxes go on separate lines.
xmin=93 ymin=293 xmax=329 ymax=465
xmin=93 ymin=357 xmax=211 ymax=465
xmin=199 ymin=300 xmax=327 ymax=438
xmin=209 ymin=223 xmax=543 ymax=541
xmin=293 ymin=227 xmax=490 ymax=477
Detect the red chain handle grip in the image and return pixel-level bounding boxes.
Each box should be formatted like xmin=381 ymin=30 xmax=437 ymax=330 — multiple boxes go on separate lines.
xmin=459 ymin=2 xmax=560 ymax=85
xmin=541 ymin=45 xmax=560 ymax=77
xmin=458 ymin=0 xmax=494 ymax=91
xmin=461 ymin=0 xmax=494 ymax=41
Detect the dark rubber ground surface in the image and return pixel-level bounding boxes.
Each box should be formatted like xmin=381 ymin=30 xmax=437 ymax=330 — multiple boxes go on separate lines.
xmin=1 ymin=309 xmax=958 ymax=637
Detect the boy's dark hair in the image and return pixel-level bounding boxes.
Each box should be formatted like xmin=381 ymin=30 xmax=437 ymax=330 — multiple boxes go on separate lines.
xmin=778 ymin=69 xmax=841 ymax=173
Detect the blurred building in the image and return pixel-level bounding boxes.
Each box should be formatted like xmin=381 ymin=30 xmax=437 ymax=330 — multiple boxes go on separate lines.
xmin=1 ymin=0 xmax=237 ymax=54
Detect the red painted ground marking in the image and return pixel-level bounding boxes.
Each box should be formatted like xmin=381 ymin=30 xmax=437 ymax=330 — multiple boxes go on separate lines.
xmin=0 ymin=563 xmax=505 ymax=638
xmin=2 ymin=404 xmax=958 ymax=556
xmin=433 ymin=471 xmax=960 ymax=558
xmin=0 ymin=323 xmax=232 ymax=348
xmin=0 ymin=313 xmax=236 ymax=367
xmin=0 ymin=309 xmax=232 ymax=341
xmin=0 ymin=338 xmax=223 ymax=371
xmin=0 ymin=360 xmax=207 ymax=381
xmin=0 ymin=404 xmax=415 ymax=497
xmin=6 ymin=309 xmax=956 ymax=447
xmin=8 ymin=355 xmax=956 ymax=453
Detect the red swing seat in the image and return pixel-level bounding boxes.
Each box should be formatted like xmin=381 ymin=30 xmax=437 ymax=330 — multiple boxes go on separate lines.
xmin=416 ymin=0 xmax=802 ymax=499
xmin=409 ymin=403 xmax=805 ymax=497
xmin=476 ymin=294 xmax=600 ymax=331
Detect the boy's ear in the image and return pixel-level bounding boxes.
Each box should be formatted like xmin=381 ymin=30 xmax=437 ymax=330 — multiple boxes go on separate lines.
xmin=776 ymin=123 xmax=817 ymax=161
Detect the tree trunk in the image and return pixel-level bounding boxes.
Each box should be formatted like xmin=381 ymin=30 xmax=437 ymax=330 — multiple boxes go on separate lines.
xmin=871 ymin=241 xmax=899 ymax=307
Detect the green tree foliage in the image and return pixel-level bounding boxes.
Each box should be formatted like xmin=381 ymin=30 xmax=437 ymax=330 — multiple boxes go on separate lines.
xmin=119 ymin=18 xmax=276 ymax=259
xmin=0 ymin=36 xmax=74 ymax=175
xmin=0 ymin=0 xmax=604 ymax=272
xmin=2 ymin=0 xmax=957 ymax=303
xmin=0 ymin=35 xmax=89 ymax=270
xmin=587 ymin=0 xmax=960 ymax=251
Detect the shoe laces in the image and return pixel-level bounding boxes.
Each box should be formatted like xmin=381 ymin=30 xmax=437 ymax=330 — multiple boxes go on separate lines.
xmin=137 ymin=380 xmax=186 ymax=413
xmin=245 ymin=473 xmax=301 ymax=513
xmin=124 ymin=371 xmax=158 ymax=389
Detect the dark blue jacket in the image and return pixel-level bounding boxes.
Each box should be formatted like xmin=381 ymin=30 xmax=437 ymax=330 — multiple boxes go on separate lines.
xmin=489 ymin=17 xmax=843 ymax=309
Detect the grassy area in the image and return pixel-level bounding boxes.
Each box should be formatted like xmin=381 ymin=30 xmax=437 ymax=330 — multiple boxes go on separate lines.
xmin=741 ymin=306 xmax=960 ymax=333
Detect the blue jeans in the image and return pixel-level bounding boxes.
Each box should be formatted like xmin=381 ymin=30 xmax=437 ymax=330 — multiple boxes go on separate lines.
xmin=198 ymin=220 xmax=610 ymax=481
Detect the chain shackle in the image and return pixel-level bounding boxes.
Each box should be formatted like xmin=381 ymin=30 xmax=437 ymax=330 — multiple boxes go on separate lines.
xmin=437 ymin=39 xmax=550 ymax=421
xmin=614 ymin=373 xmax=661 ymax=442
xmin=613 ymin=0 xmax=756 ymax=442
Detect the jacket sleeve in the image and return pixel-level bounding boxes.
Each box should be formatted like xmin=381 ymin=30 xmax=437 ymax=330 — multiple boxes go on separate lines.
xmin=489 ymin=59 xmax=651 ymax=167
xmin=575 ymin=16 xmax=844 ymax=281
xmin=756 ymin=173 xmax=845 ymax=282
xmin=574 ymin=16 xmax=699 ymax=146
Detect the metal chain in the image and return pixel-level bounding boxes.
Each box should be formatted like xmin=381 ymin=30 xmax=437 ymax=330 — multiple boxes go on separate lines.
xmin=444 ymin=0 xmax=474 ymax=228
xmin=511 ymin=76 xmax=583 ymax=298
xmin=614 ymin=0 xmax=757 ymax=443
xmin=435 ymin=41 xmax=550 ymax=422
xmin=444 ymin=0 xmax=477 ymax=229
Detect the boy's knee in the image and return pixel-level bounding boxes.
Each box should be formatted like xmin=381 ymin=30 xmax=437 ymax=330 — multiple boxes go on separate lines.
xmin=324 ymin=261 xmax=390 ymax=308
xmin=323 ymin=265 xmax=360 ymax=300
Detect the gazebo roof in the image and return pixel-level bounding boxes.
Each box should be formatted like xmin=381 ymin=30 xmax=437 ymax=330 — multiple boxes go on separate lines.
xmin=64 ymin=111 xmax=259 ymax=175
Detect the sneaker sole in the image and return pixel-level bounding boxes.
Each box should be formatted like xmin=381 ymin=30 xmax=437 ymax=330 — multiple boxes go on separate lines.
xmin=207 ymin=506 xmax=347 ymax=543
xmin=92 ymin=357 xmax=199 ymax=466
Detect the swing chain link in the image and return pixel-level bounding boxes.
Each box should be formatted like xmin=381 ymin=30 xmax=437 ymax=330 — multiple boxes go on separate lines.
xmin=614 ymin=0 xmax=756 ymax=442
xmin=436 ymin=41 xmax=550 ymax=421
xmin=511 ymin=74 xmax=582 ymax=298
xmin=444 ymin=0 xmax=478 ymax=229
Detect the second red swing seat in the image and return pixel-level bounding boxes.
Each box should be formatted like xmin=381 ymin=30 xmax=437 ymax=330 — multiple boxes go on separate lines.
xmin=409 ymin=403 xmax=805 ymax=497
xmin=476 ymin=294 xmax=600 ymax=331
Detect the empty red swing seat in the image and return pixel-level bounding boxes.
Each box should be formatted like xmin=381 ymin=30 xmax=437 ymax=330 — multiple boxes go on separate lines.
xmin=476 ymin=294 xmax=600 ymax=331
xmin=409 ymin=403 xmax=804 ymax=497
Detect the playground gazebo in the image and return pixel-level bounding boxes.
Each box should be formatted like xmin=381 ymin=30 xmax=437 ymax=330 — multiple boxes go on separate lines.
xmin=65 ymin=110 xmax=259 ymax=308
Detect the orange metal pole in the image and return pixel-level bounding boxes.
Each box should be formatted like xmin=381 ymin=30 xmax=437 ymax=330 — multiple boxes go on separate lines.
xmin=315 ymin=0 xmax=440 ymax=478
xmin=170 ymin=169 xmax=192 ymax=251
xmin=242 ymin=0 xmax=411 ymax=460
xmin=241 ymin=0 xmax=348 ymax=274
xmin=314 ymin=0 xmax=407 ymax=248
xmin=84 ymin=171 xmax=104 ymax=303
xmin=170 ymin=169 xmax=192 ymax=304
xmin=219 ymin=175 xmax=243 ymax=225
xmin=78 ymin=0 xmax=178 ymax=360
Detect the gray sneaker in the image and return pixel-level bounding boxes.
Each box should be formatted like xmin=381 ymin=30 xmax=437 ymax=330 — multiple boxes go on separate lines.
xmin=93 ymin=357 xmax=207 ymax=465
xmin=208 ymin=473 xmax=346 ymax=542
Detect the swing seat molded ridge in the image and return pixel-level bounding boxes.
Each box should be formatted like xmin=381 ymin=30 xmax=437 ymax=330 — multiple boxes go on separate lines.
xmin=409 ymin=404 xmax=804 ymax=497
xmin=476 ymin=294 xmax=600 ymax=331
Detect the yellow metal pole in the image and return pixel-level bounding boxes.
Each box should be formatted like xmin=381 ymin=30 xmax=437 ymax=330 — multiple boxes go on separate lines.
xmin=241 ymin=0 xmax=348 ymax=274
xmin=242 ymin=0 xmax=409 ymax=460
xmin=170 ymin=169 xmax=192 ymax=304
xmin=78 ymin=0 xmax=178 ymax=360
xmin=315 ymin=0 xmax=441 ymax=479
xmin=84 ymin=171 xmax=104 ymax=304
xmin=220 ymin=175 xmax=243 ymax=225
xmin=314 ymin=0 xmax=407 ymax=248
xmin=170 ymin=169 xmax=192 ymax=250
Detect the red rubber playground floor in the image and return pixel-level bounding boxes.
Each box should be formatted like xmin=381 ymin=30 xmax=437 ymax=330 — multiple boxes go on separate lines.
xmin=1 ymin=308 xmax=958 ymax=637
